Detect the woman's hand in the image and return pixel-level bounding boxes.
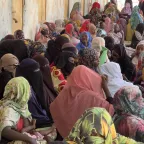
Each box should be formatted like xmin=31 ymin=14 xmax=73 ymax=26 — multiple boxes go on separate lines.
xmin=28 ymin=137 xmax=38 ymax=144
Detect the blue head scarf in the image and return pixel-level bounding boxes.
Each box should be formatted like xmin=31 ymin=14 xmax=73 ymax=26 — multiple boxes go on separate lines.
xmin=76 ymin=32 xmax=92 ymax=51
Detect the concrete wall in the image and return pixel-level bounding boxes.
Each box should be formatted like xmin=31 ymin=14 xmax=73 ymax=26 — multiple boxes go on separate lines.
xmin=0 ymin=0 xmax=12 ymax=40
xmin=46 ymin=0 xmax=65 ymax=22
xmin=23 ymin=0 xmax=39 ymax=40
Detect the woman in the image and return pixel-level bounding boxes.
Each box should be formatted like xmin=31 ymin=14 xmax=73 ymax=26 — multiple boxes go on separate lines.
xmin=55 ymin=19 xmax=64 ymax=34
xmin=50 ymin=65 xmax=114 ymax=138
xmin=130 ymin=6 xmax=143 ymax=31
xmin=100 ymin=62 xmax=133 ymax=97
xmin=0 ymin=54 xmax=19 ymax=99
xmin=131 ymin=23 xmax=144 ymax=49
xmin=111 ymin=44 xmax=136 ymax=81
xmin=104 ymin=0 xmax=119 ymax=22
xmin=104 ymin=17 xmax=112 ymax=34
xmin=132 ymin=41 xmax=144 ymax=66
xmin=76 ymin=31 xmax=92 ymax=51
xmin=0 ymin=40 xmax=34 ymax=62
xmin=104 ymin=36 xmax=115 ymax=52
xmin=113 ymin=86 xmax=144 ymax=142
xmin=89 ymin=2 xmax=101 ymax=26
xmin=121 ymin=2 xmax=132 ymax=16
xmin=92 ymin=37 xmax=109 ymax=65
xmin=79 ymin=20 xmax=90 ymax=33
xmin=45 ymin=35 xmax=70 ymax=64
xmin=54 ymin=43 xmax=78 ymax=78
xmin=0 ymin=77 xmax=47 ymax=144
xmin=14 ymin=30 xmax=25 ymax=40
xmin=66 ymin=107 xmax=141 ymax=144
xmin=88 ymin=23 xmax=97 ymax=39
xmin=33 ymin=55 xmax=57 ymax=104
xmin=65 ymin=24 xmax=80 ymax=46
xmin=16 ymin=58 xmax=53 ymax=127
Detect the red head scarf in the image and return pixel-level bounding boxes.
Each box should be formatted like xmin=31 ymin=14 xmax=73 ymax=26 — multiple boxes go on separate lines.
xmin=65 ymin=24 xmax=74 ymax=36
xmin=79 ymin=20 xmax=90 ymax=33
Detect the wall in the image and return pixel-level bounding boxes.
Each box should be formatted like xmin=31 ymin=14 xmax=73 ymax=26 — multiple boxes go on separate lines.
xmin=0 ymin=0 xmax=12 ymax=40
xmin=46 ymin=0 xmax=65 ymax=22
xmin=23 ymin=0 xmax=39 ymax=40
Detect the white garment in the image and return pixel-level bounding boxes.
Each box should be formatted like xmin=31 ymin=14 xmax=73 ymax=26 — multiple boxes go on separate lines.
xmin=100 ymin=62 xmax=133 ymax=97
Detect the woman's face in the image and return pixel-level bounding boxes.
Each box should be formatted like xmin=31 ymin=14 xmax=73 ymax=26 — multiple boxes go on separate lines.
xmin=94 ymin=57 xmax=100 ymax=67
xmin=81 ymin=34 xmax=88 ymax=45
xmin=137 ymin=45 xmax=144 ymax=55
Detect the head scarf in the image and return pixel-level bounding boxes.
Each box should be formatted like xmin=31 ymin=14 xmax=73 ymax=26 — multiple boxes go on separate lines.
xmin=88 ymin=23 xmax=96 ymax=38
xmin=61 ymin=34 xmax=70 ymax=41
xmin=79 ymin=20 xmax=90 ymax=33
xmin=0 ymin=77 xmax=31 ymax=140
xmin=65 ymin=24 xmax=74 ymax=37
xmin=104 ymin=17 xmax=112 ymax=33
xmin=135 ymin=23 xmax=144 ymax=41
xmin=0 ymin=40 xmax=32 ymax=62
xmin=100 ymin=62 xmax=133 ymax=97
xmin=31 ymin=41 xmax=46 ymax=56
xmin=16 ymin=58 xmax=45 ymax=109
xmin=0 ymin=54 xmax=19 ymax=75
xmin=54 ymin=43 xmax=78 ymax=78
xmin=76 ymin=32 xmax=92 ymax=51
xmin=45 ymin=36 xmax=70 ymax=64
xmin=14 ymin=30 xmax=25 ymax=40
xmin=113 ymin=86 xmax=144 ymax=119
xmin=55 ymin=19 xmax=63 ymax=28
xmin=79 ymin=48 xmax=99 ymax=71
xmin=70 ymin=2 xmax=81 ymax=19
xmin=33 ymin=55 xmax=57 ymax=102
xmin=66 ymin=107 xmax=129 ymax=144
xmin=2 ymin=35 xmax=15 ymax=41
xmin=50 ymin=65 xmax=114 ymax=137
xmin=130 ymin=6 xmax=143 ymax=30
xmin=91 ymin=2 xmax=100 ymax=10
xmin=121 ymin=2 xmax=132 ymax=15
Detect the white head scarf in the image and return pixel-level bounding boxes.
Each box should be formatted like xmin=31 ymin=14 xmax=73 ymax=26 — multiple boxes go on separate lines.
xmin=100 ymin=62 xmax=133 ymax=97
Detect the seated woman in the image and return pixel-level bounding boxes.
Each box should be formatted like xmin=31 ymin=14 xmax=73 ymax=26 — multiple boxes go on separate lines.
xmin=0 ymin=77 xmax=48 ymax=144
xmin=120 ymin=2 xmax=132 ymax=20
xmin=88 ymin=23 xmax=97 ymax=39
xmin=100 ymin=62 xmax=133 ymax=97
xmin=92 ymin=37 xmax=109 ymax=65
xmin=54 ymin=43 xmax=78 ymax=79
xmin=132 ymin=41 xmax=144 ymax=67
xmin=131 ymin=23 xmax=144 ymax=49
xmin=45 ymin=35 xmax=70 ymax=64
xmin=113 ymin=86 xmax=144 ymax=142
xmin=0 ymin=54 xmax=19 ymax=99
xmin=104 ymin=17 xmax=113 ymax=34
xmin=33 ymin=55 xmax=58 ymax=106
xmin=16 ymin=58 xmax=53 ymax=128
xmin=14 ymin=30 xmax=25 ymax=40
xmin=50 ymin=65 xmax=114 ymax=138
xmin=55 ymin=19 xmax=64 ymax=34
xmin=76 ymin=31 xmax=92 ymax=51
xmin=108 ymin=24 xmax=124 ymax=44
xmin=66 ymin=107 xmax=141 ymax=144
xmin=65 ymin=24 xmax=80 ymax=46
xmin=111 ymin=44 xmax=136 ymax=81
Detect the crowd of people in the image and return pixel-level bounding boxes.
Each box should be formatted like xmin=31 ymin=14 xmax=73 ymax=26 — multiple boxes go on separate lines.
xmin=1 ymin=0 xmax=144 ymax=143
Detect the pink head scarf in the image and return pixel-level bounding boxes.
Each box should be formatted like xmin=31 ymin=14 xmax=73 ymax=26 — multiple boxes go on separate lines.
xmin=50 ymin=65 xmax=114 ymax=138
xmin=65 ymin=24 xmax=74 ymax=36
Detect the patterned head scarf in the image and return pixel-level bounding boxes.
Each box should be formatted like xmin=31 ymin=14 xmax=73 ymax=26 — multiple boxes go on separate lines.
xmin=0 ymin=77 xmax=31 ymax=140
xmin=70 ymin=2 xmax=81 ymax=19
xmin=113 ymin=86 xmax=144 ymax=119
xmin=0 ymin=77 xmax=31 ymax=117
xmin=66 ymin=107 xmax=118 ymax=144
xmin=79 ymin=48 xmax=99 ymax=71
